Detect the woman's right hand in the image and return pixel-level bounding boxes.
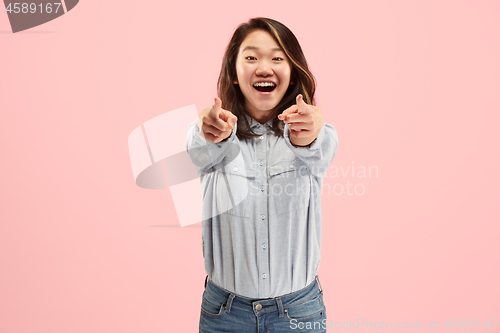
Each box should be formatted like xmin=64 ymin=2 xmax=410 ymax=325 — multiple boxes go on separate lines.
xmin=197 ymin=97 xmax=238 ymax=143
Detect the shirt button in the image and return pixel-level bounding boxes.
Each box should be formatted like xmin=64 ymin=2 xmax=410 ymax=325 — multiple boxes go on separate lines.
xmin=260 ymin=214 xmax=266 ymax=220
xmin=262 ymin=243 xmax=267 ymax=249
xmin=258 ymin=125 xmax=263 ymax=130
xmin=260 ymin=185 xmax=265 ymax=192
xmin=259 ymin=136 xmax=264 ymax=140
xmin=233 ymin=166 xmax=238 ymax=172
xmin=262 ymin=273 xmax=267 ymax=279
xmin=255 ymin=304 xmax=262 ymax=310
xmin=289 ymin=165 xmax=294 ymax=169
xmin=259 ymin=160 xmax=264 ymax=166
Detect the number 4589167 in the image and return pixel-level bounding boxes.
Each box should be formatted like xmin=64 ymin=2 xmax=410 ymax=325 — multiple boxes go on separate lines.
xmin=6 ymin=3 xmax=62 ymax=14
xmin=444 ymin=319 xmax=498 ymax=329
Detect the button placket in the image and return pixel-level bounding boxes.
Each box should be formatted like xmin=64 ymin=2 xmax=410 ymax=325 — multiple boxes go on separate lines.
xmin=256 ymin=129 xmax=269 ymax=296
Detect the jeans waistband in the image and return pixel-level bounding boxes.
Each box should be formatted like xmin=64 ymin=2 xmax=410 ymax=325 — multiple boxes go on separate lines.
xmin=203 ymin=276 xmax=323 ymax=316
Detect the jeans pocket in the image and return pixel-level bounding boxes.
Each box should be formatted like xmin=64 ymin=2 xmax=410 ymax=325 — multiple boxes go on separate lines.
xmin=285 ymin=294 xmax=325 ymax=322
xmin=200 ymin=291 xmax=226 ymax=318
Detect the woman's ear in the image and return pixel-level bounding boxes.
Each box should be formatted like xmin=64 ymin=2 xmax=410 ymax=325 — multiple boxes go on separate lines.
xmin=233 ymin=79 xmax=238 ymax=84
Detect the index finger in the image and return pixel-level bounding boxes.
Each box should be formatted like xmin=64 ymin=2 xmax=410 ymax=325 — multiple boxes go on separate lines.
xmin=208 ymin=97 xmax=229 ymax=131
xmin=278 ymin=104 xmax=298 ymax=120
xmin=209 ymin=97 xmax=222 ymax=116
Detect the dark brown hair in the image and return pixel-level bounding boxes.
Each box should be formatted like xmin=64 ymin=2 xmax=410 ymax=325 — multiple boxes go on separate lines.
xmin=217 ymin=17 xmax=316 ymax=140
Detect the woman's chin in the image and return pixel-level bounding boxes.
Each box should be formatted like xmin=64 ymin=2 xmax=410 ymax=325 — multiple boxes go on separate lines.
xmin=245 ymin=100 xmax=280 ymax=120
xmin=255 ymin=103 xmax=279 ymax=113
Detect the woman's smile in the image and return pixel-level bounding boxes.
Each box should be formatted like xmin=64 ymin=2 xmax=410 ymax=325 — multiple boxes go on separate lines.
xmin=252 ymin=81 xmax=276 ymax=93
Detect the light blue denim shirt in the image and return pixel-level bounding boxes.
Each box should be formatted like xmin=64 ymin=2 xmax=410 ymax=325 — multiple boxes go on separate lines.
xmin=186 ymin=115 xmax=338 ymax=298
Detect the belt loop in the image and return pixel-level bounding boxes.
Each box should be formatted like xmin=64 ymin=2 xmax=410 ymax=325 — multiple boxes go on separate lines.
xmin=225 ymin=293 xmax=235 ymax=313
xmin=276 ymin=297 xmax=284 ymax=317
xmin=204 ymin=275 xmax=208 ymax=288
xmin=315 ymin=275 xmax=323 ymax=294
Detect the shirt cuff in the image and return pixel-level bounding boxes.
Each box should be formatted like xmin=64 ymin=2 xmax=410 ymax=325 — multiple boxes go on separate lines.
xmin=283 ymin=123 xmax=325 ymax=154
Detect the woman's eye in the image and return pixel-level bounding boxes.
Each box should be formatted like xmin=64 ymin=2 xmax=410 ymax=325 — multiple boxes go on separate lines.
xmin=245 ymin=56 xmax=257 ymax=60
xmin=273 ymin=57 xmax=284 ymax=61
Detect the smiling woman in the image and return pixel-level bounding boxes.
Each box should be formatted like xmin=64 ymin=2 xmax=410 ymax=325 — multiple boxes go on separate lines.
xmin=186 ymin=17 xmax=339 ymax=333
xmin=233 ymin=30 xmax=292 ymax=123
xmin=216 ymin=17 xmax=317 ymax=141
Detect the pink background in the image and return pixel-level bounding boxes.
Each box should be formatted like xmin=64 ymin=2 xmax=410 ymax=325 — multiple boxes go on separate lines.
xmin=1 ymin=0 xmax=499 ymax=332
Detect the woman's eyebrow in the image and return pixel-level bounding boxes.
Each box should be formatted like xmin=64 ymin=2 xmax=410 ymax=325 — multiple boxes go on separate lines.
xmin=242 ymin=46 xmax=283 ymax=52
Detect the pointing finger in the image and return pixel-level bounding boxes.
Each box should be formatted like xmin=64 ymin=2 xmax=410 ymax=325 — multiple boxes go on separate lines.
xmin=208 ymin=97 xmax=229 ymax=131
xmin=278 ymin=104 xmax=298 ymax=120
xmin=209 ymin=97 xmax=223 ymax=117
xmin=214 ymin=97 xmax=222 ymax=109
xmin=283 ymin=113 xmax=307 ymax=124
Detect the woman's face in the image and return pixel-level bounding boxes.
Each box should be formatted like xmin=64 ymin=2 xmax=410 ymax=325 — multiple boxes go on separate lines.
xmin=234 ymin=29 xmax=292 ymax=123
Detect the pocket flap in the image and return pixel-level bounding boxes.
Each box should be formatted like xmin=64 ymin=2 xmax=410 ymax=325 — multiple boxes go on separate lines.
xmin=269 ymin=158 xmax=307 ymax=176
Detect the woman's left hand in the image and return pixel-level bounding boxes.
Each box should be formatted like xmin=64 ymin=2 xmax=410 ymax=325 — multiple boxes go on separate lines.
xmin=278 ymin=94 xmax=324 ymax=146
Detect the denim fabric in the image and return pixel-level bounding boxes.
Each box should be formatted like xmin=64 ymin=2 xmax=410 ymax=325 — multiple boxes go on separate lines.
xmin=199 ymin=275 xmax=327 ymax=333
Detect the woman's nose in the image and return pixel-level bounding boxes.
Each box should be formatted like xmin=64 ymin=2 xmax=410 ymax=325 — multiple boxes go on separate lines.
xmin=256 ymin=61 xmax=273 ymax=77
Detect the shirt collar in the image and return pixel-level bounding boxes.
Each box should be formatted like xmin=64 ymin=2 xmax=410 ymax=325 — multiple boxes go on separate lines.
xmin=245 ymin=114 xmax=274 ymax=130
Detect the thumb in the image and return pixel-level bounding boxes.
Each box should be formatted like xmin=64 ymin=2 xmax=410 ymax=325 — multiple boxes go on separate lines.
xmin=296 ymin=94 xmax=306 ymax=106
xmin=213 ymin=97 xmax=222 ymax=112
xmin=296 ymin=94 xmax=310 ymax=114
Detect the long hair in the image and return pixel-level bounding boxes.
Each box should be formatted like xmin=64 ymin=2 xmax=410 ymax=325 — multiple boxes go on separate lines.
xmin=217 ymin=17 xmax=316 ymax=140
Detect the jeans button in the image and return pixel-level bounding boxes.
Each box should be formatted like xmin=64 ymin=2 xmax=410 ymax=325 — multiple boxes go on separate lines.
xmin=255 ymin=304 xmax=262 ymax=310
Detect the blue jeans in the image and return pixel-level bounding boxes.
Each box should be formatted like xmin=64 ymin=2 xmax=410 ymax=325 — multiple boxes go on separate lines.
xmin=199 ymin=276 xmax=327 ymax=332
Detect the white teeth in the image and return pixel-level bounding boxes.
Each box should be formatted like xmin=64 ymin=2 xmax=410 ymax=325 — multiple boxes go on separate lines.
xmin=253 ymin=82 xmax=276 ymax=87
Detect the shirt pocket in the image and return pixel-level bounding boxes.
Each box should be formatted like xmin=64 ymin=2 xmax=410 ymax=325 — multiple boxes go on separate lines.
xmin=215 ymin=158 xmax=256 ymax=219
xmin=269 ymin=158 xmax=311 ymax=215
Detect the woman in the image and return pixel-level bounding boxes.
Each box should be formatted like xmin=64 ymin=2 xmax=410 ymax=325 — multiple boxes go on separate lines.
xmin=186 ymin=17 xmax=339 ymax=333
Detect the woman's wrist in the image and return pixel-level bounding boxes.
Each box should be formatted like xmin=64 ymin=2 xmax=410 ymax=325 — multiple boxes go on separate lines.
xmin=291 ymin=137 xmax=316 ymax=148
